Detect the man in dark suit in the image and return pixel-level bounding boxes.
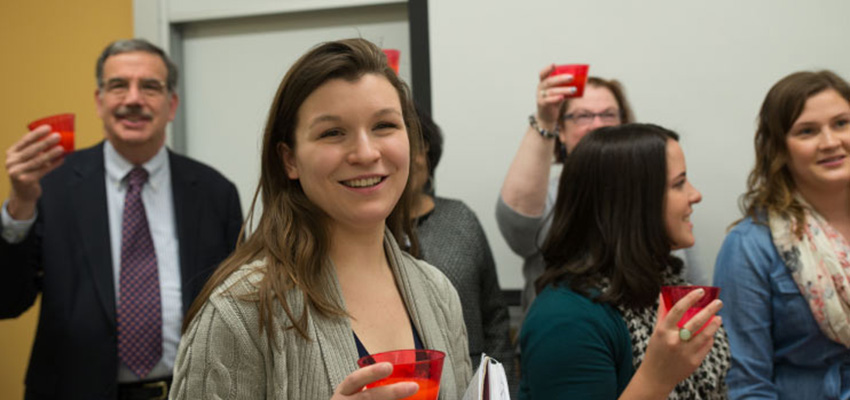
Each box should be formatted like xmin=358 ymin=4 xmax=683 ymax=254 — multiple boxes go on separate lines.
xmin=0 ymin=39 xmax=243 ymax=399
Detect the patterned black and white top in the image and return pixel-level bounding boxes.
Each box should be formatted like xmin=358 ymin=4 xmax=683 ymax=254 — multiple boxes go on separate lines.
xmin=602 ymin=269 xmax=731 ymax=400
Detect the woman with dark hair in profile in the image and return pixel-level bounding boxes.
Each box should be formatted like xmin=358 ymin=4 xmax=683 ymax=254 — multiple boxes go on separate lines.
xmin=496 ymin=68 xmax=707 ymax=324
xmin=408 ymin=106 xmax=516 ymax=390
xmin=169 ymin=38 xmax=471 ymax=399
xmin=715 ymin=70 xmax=850 ymax=399
xmin=496 ymin=70 xmax=636 ymax=317
xmin=520 ymin=124 xmax=730 ymax=399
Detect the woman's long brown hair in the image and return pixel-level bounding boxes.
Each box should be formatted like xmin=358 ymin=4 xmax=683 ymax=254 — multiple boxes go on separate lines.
xmin=182 ymin=39 xmax=424 ymax=343
xmin=537 ymin=124 xmax=681 ymax=309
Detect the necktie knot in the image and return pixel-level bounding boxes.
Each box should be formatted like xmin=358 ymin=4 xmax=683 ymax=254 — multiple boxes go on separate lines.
xmin=127 ymin=167 xmax=149 ymax=190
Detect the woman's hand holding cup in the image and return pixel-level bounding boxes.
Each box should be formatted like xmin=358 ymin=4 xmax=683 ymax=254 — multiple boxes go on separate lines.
xmin=637 ymin=289 xmax=724 ymax=395
xmin=536 ymin=64 xmax=576 ymax=129
xmin=331 ymin=362 xmax=418 ymax=400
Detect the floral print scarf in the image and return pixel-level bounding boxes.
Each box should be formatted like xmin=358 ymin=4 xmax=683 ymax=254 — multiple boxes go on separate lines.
xmin=769 ymin=198 xmax=850 ymax=347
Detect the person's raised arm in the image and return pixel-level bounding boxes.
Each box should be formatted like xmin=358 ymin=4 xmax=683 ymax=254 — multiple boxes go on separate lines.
xmin=0 ymin=125 xmax=64 ymax=319
xmin=499 ymin=64 xmax=574 ymax=217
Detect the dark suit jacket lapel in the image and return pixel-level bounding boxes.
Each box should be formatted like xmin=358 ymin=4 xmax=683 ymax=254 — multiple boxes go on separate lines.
xmin=71 ymin=142 xmax=116 ymax=327
xmin=168 ymin=151 xmax=201 ymax=314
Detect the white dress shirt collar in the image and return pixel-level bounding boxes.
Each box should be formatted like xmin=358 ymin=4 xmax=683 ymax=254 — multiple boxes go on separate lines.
xmin=104 ymin=140 xmax=168 ymax=191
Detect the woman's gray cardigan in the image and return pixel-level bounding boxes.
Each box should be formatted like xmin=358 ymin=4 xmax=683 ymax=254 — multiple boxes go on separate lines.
xmin=169 ymin=233 xmax=472 ymax=399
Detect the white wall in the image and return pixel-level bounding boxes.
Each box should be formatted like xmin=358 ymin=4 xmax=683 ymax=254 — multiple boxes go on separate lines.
xmin=138 ymin=0 xmax=850 ymax=290
xmin=428 ymin=0 xmax=850 ymax=289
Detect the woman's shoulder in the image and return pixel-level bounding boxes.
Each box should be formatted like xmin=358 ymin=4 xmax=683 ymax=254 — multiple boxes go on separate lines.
xmin=721 ymin=215 xmax=776 ymax=253
xmin=527 ymin=285 xmax=622 ymax=328
xmin=399 ymin=252 xmax=456 ymax=295
xmin=211 ymin=258 xmax=269 ymax=300
xmin=430 ymin=197 xmax=482 ymax=226
xmin=198 ymin=258 xmax=309 ymax=343
xmin=182 ymin=260 xmax=272 ymax=350
xmin=715 ymin=214 xmax=783 ymax=284
xmin=532 ymin=285 xmax=607 ymax=311
xmin=522 ymin=285 xmax=630 ymax=356
xmin=728 ymin=214 xmax=771 ymax=236
xmin=433 ymin=196 xmax=468 ymax=211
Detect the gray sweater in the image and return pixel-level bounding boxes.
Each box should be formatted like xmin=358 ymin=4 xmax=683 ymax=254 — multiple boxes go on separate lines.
xmin=417 ymin=197 xmax=515 ymax=389
xmin=495 ymin=179 xmax=560 ymax=316
xmin=170 ymin=233 xmax=472 ymax=399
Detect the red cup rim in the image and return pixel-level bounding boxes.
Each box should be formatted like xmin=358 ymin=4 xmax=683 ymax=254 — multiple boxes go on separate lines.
xmin=28 ymin=113 xmax=75 ymax=131
xmin=552 ymin=64 xmax=589 ymax=72
xmin=661 ymin=285 xmax=720 ymax=305
xmin=357 ymin=349 xmax=445 ymax=368
xmin=661 ymin=285 xmax=719 ymax=290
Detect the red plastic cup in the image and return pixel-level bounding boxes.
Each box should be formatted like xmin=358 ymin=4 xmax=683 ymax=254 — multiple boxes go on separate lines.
xmin=357 ymin=349 xmax=444 ymax=400
xmin=28 ymin=113 xmax=75 ymax=154
xmin=549 ymin=64 xmax=590 ymax=98
xmin=661 ymin=285 xmax=720 ymax=333
xmin=383 ymin=49 xmax=400 ymax=75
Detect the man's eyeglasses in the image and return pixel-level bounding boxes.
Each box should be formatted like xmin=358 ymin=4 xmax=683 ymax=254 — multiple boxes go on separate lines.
xmin=102 ymin=78 xmax=168 ymax=99
xmin=563 ymin=110 xmax=621 ymax=126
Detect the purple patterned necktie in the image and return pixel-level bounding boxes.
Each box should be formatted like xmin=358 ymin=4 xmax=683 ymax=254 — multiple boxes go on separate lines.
xmin=117 ymin=167 xmax=162 ymax=378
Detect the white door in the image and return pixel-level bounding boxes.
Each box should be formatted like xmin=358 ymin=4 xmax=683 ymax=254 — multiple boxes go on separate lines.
xmin=179 ymin=4 xmax=411 ymax=217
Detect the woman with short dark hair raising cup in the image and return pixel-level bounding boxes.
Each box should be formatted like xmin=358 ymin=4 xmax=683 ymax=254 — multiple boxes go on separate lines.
xmin=715 ymin=70 xmax=850 ymax=399
xmin=496 ymin=64 xmax=708 ymax=323
xmin=496 ymin=64 xmax=635 ymax=317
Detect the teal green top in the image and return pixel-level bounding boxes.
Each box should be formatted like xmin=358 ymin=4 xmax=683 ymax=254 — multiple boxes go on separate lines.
xmin=519 ymin=284 xmax=634 ymax=399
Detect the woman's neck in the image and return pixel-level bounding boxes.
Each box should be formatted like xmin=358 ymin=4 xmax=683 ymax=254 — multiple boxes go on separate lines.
xmin=329 ymin=222 xmax=388 ymax=277
xmin=798 ymin=183 xmax=850 ymax=224
xmin=412 ymin=193 xmax=436 ymax=219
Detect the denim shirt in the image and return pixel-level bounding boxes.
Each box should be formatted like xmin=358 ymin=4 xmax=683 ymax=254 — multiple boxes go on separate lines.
xmin=714 ymin=217 xmax=850 ymax=400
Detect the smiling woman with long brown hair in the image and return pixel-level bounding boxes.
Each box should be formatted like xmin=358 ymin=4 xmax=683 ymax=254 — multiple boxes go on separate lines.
xmin=168 ymin=38 xmax=471 ymax=400
xmin=715 ymin=70 xmax=850 ymax=399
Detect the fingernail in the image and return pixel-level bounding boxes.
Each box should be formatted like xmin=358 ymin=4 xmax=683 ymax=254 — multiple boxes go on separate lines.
xmin=567 ymin=87 xmax=577 ymax=94
xmin=697 ymin=288 xmax=705 ymax=296
xmin=379 ymin=362 xmax=392 ymax=374
xmin=402 ymin=382 xmax=419 ymax=395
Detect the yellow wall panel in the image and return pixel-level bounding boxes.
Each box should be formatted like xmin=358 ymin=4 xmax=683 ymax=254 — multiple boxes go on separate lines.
xmin=0 ymin=1 xmax=132 ymax=397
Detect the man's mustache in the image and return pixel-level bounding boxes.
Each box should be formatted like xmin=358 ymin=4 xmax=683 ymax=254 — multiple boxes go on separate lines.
xmin=114 ymin=106 xmax=153 ymax=120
